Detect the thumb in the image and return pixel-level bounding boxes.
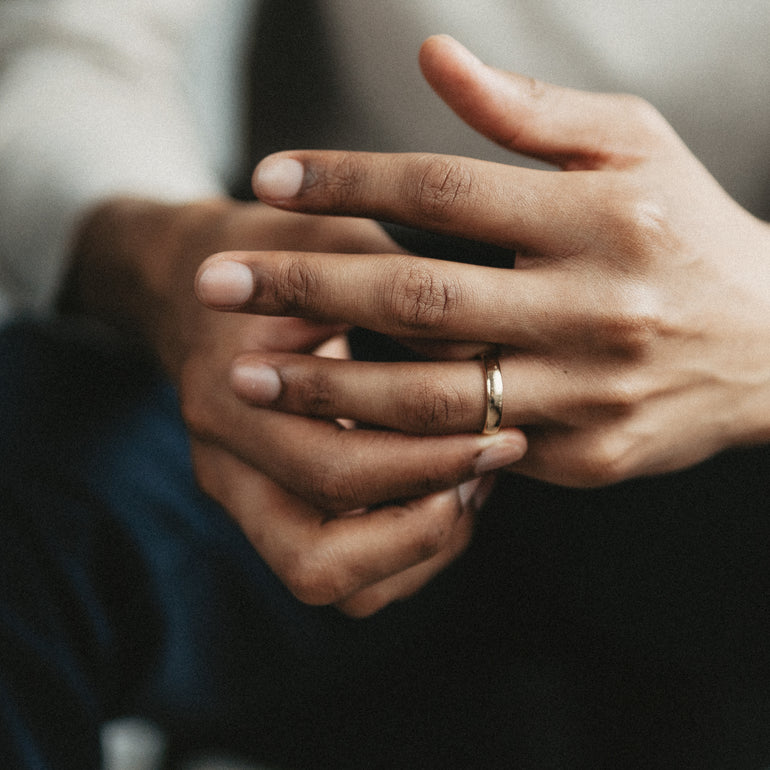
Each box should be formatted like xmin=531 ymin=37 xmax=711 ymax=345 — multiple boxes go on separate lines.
xmin=418 ymin=34 xmax=674 ymax=170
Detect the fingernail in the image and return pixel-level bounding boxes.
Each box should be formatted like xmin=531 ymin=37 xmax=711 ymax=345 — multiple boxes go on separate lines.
xmin=253 ymin=156 xmax=305 ymax=201
xmin=231 ymin=363 xmax=282 ymax=404
xmin=474 ymin=433 xmax=525 ymax=475
xmin=197 ymin=261 xmax=254 ymax=307
xmin=457 ymin=478 xmax=481 ymax=513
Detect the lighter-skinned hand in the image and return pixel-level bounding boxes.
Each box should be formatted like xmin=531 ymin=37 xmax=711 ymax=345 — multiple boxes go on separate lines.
xmin=196 ymin=35 xmax=770 ymax=488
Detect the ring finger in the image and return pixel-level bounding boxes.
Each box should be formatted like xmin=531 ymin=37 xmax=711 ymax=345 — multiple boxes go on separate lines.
xmin=228 ymin=350 xmax=570 ymax=435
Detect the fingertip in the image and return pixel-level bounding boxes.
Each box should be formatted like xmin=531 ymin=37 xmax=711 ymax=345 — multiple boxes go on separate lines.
xmin=474 ymin=429 xmax=528 ymax=475
xmin=420 ymin=34 xmax=465 ymax=56
xmin=231 ymin=360 xmax=282 ymax=404
xmin=253 ymin=154 xmax=306 ymax=203
xmin=419 ymin=33 xmax=452 ymax=58
xmin=196 ymin=258 xmax=255 ymax=308
xmin=419 ymin=34 xmax=482 ymax=75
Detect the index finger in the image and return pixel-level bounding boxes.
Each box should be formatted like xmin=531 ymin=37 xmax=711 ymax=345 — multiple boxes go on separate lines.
xmin=252 ymin=150 xmax=595 ymax=257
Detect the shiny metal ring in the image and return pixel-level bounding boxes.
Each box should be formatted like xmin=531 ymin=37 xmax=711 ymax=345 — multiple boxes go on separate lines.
xmin=481 ymin=352 xmax=503 ymax=434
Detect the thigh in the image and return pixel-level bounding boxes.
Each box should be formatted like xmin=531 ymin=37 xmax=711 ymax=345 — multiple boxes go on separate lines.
xmin=0 ymin=319 xmax=510 ymax=767
xmin=0 ymin=319 xmax=328 ymax=765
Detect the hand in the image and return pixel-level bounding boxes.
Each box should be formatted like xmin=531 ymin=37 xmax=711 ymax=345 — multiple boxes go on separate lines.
xmin=71 ymin=197 xmax=525 ymax=615
xmin=196 ymin=35 xmax=770 ymax=488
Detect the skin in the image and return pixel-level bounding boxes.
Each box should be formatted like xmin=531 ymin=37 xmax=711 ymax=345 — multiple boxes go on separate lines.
xmin=196 ymin=34 xmax=770 ymax=489
xmin=71 ymin=196 xmax=526 ymax=618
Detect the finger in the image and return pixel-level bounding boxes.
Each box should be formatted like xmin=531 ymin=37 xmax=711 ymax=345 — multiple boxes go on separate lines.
xmin=252 ymin=150 xmax=592 ymax=254
xmin=193 ymin=442 xmax=483 ymax=607
xmin=228 ymin=413 xmax=523 ymax=513
xmin=185 ymin=370 xmax=526 ymax=513
xmin=195 ymin=250 xmax=585 ymax=348
xmin=418 ymin=34 xmax=677 ymax=169
xmin=231 ymin=353 xmax=487 ymax=433
xmin=229 ymin=350 xmax=617 ymax=436
xmin=228 ymin=351 xmax=557 ymax=434
xmin=334 ymin=474 xmax=495 ymax=616
xmin=334 ymin=500 xmax=474 ymax=617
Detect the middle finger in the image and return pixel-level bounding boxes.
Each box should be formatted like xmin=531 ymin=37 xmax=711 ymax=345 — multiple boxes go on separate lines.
xmin=196 ymin=249 xmax=580 ymax=349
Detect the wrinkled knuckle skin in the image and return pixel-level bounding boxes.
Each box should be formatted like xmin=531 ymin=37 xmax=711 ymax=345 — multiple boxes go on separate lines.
xmin=408 ymin=155 xmax=474 ymax=225
xmin=304 ymin=460 xmax=362 ymax=512
xmin=384 ymin=258 xmax=460 ymax=333
xmin=273 ymin=256 xmax=321 ymax=316
xmin=292 ymin=369 xmax=336 ymax=417
xmin=309 ymin=152 xmax=363 ymax=210
xmin=400 ymin=375 xmax=466 ymax=434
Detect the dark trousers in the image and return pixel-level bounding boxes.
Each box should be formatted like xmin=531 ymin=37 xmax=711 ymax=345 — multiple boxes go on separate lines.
xmin=1 ymin=317 xmax=769 ymax=769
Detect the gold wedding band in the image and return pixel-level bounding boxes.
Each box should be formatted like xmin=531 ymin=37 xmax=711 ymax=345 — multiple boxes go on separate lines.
xmin=481 ymin=352 xmax=503 ymax=434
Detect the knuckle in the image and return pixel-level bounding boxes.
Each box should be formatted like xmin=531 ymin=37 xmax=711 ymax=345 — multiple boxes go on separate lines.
xmin=589 ymin=286 xmax=666 ymax=360
xmin=570 ymin=373 xmax=647 ymax=427
xmin=281 ymin=546 xmax=348 ymax=606
xmin=407 ymin=154 xmax=474 ymax=225
xmin=572 ymin=434 xmax=636 ymax=487
xmin=593 ymin=374 xmax=644 ymax=419
xmin=606 ymin=189 xmax=678 ymax=258
xmin=615 ymin=93 xmax=669 ymax=137
xmin=304 ymin=458 xmax=362 ymax=512
xmin=383 ymin=257 xmax=461 ymax=332
xmin=595 ymin=312 xmax=656 ymax=359
xmin=399 ymin=374 xmax=467 ymax=434
xmin=291 ymin=369 xmax=336 ymax=417
xmin=309 ymin=151 xmax=363 ymax=210
xmin=273 ymin=255 xmax=321 ymax=316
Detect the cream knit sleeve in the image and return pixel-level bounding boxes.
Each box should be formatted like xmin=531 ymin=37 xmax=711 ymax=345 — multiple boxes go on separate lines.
xmin=0 ymin=0 xmax=254 ymax=319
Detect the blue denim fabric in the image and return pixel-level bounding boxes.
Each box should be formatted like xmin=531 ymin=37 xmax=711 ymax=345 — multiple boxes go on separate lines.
xmin=1 ymin=317 xmax=770 ymax=769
